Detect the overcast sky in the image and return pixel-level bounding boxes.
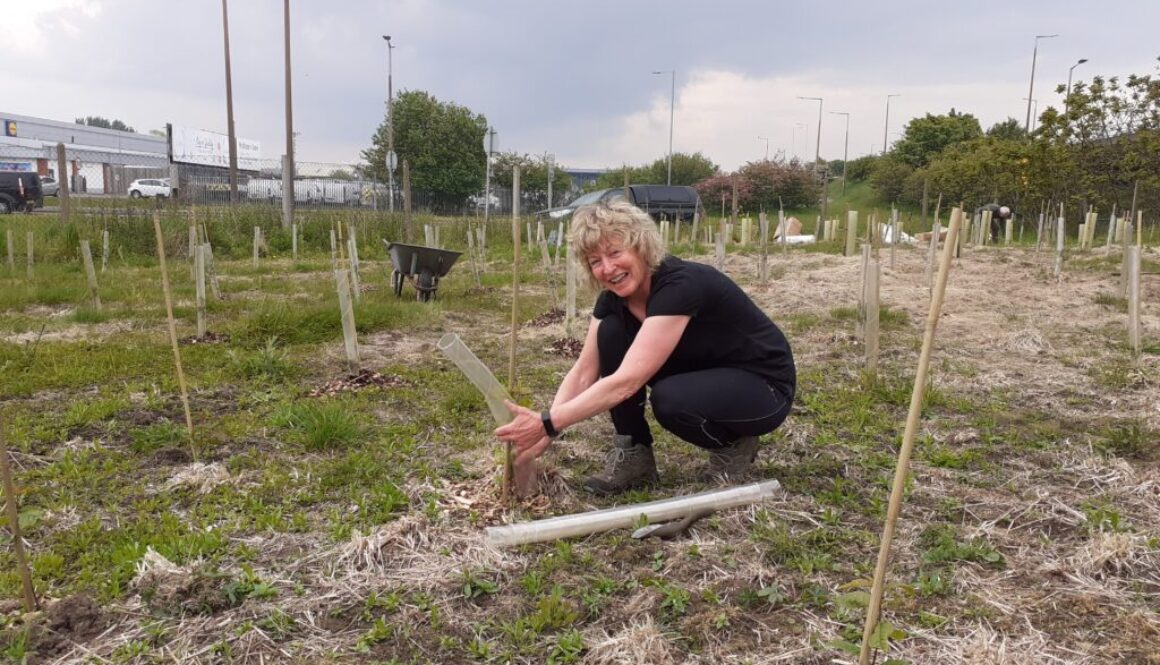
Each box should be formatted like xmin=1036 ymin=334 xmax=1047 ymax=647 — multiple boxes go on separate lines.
xmin=4 ymin=0 xmax=1158 ymax=172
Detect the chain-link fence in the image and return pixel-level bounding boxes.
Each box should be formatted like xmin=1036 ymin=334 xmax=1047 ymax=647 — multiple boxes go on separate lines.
xmin=1 ymin=139 xmax=574 ymax=216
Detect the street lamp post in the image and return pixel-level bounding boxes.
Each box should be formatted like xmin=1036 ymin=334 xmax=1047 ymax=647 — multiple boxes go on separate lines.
xmin=883 ymin=93 xmax=900 ymax=154
xmin=1024 ymin=34 xmax=1058 ymax=133
xmin=652 ymin=70 xmax=675 ymax=185
xmin=382 ymin=35 xmax=396 ymax=212
xmin=792 ymin=122 xmax=807 ymax=161
xmin=1023 ymin=98 xmax=1039 ymax=132
xmin=830 ymin=111 xmax=850 ymax=195
xmin=1065 ymin=58 xmax=1088 ymax=117
xmin=797 ymin=96 xmax=823 ymax=171
xmin=757 ymin=136 xmax=769 ymax=161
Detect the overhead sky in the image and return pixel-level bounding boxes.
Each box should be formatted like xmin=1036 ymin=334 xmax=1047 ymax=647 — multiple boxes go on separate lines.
xmin=4 ymin=0 xmax=1158 ymax=172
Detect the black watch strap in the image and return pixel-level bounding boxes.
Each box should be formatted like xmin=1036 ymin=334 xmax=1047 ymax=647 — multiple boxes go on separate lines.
xmin=541 ymin=410 xmax=560 ymax=438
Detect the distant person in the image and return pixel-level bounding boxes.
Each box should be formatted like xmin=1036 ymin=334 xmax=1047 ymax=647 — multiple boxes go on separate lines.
xmin=495 ymin=199 xmax=796 ymax=494
xmin=978 ymin=203 xmax=1013 ymax=243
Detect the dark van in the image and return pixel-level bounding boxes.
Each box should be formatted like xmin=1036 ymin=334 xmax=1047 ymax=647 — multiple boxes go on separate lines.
xmin=545 ymin=184 xmax=703 ymax=222
xmin=0 ymin=171 xmax=44 ymax=213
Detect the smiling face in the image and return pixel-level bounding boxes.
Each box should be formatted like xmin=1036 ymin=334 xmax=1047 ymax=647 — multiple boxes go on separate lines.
xmin=570 ymin=199 xmax=666 ymax=294
xmin=586 ymin=237 xmax=649 ymax=299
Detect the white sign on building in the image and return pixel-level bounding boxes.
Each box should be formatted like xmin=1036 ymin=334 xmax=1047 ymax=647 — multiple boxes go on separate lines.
xmin=169 ymin=125 xmax=261 ymax=170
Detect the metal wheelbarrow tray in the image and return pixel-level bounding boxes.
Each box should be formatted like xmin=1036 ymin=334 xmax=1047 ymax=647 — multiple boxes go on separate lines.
xmin=383 ymin=241 xmax=462 ymax=301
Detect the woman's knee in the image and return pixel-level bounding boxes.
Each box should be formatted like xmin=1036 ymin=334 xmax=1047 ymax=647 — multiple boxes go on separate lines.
xmin=649 ymin=379 xmax=693 ymax=427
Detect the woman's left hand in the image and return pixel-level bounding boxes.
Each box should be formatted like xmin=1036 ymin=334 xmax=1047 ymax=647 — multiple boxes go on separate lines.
xmin=494 ymin=401 xmax=550 ymax=450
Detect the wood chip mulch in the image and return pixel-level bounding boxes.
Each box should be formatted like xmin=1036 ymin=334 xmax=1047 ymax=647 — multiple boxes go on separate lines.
xmin=527 ymin=308 xmax=564 ymax=327
xmin=546 ymin=337 xmax=583 ymax=358
xmin=178 ymin=332 xmax=231 ymax=345
xmin=307 ymin=369 xmax=410 ymax=397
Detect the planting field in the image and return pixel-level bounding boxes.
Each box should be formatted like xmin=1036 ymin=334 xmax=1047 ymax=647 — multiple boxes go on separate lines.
xmin=0 ymin=210 xmax=1158 ymax=664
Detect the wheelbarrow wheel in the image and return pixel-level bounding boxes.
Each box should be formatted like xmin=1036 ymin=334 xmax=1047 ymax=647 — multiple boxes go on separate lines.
xmin=417 ymin=269 xmax=436 ymax=302
xmin=391 ymin=270 xmax=403 ymax=297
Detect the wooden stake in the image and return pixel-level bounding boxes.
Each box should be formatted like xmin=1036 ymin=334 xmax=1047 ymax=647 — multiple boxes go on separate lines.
xmin=189 ymin=220 xmax=198 ymax=278
xmin=329 ymin=229 xmax=338 ymax=271
xmin=859 ymin=207 xmax=962 ymax=665
xmin=759 ymin=211 xmax=769 ymax=282
xmin=204 ymin=242 xmax=222 ymax=301
xmin=151 ymin=212 xmax=196 ymax=458
xmin=466 ymin=226 xmax=482 ymax=287
xmin=844 ymin=210 xmax=858 ymax=257
xmin=26 ymin=231 xmax=33 ymax=280
xmin=857 ymin=244 xmax=870 ymax=339
xmin=890 ymin=207 xmax=898 ymax=270
xmin=780 ymin=207 xmax=788 ymax=256
xmin=80 ymin=240 xmax=101 ymax=310
xmin=101 ymin=228 xmax=109 ymax=273
xmin=691 ymin=210 xmax=700 ymax=253
xmin=1035 ymin=210 xmax=1045 ymax=255
xmin=565 ymin=225 xmax=576 ymax=338
xmin=252 ymin=226 xmax=261 ymax=268
xmin=195 ymin=244 xmax=207 ymax=337
xmin=865 ymin=256 xmax=880 ymax=380
xmin=348 ymin=237 xmax=361 ymax=302
xmin=1127 ymin=246 xmax=1141 ymax=359
xmin=403 ymin=160 xmax=413 ymax=244
xmin=335 ymin=269 xmax=360 ymax=368
xmin=0 ymin=416 xmax=38 ymax=612
xmin=540 ymin=235 xmax=558 ymax=309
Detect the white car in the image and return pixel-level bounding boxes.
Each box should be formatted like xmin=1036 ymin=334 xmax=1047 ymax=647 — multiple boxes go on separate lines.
xmin=128 ymin=178 xmax=173 ymax=198
xmin=40 ymin=176 xmax=60 ymax=197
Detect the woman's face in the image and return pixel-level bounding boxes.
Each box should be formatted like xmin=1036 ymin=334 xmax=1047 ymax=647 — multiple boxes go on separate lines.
xmin=586 ymin=237 xmax=648 ymax=298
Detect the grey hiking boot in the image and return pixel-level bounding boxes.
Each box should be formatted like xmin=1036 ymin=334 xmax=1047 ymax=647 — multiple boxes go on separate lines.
xmin=701 ymin=435 xmax=761 ymax=481
xmin=583 ymin=435 xmax=658 ymax=495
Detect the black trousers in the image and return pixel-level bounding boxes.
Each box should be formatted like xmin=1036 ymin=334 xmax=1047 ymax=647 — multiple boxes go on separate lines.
xmin=597 ymin=314 xmax=794 ymax=450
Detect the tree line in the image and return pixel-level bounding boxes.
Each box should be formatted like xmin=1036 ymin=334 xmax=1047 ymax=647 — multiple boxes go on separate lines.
xmin=361 ymin=62 xmax=1160 ymax=220
xmin=849 ymin=62 xmax=1160 ymax=219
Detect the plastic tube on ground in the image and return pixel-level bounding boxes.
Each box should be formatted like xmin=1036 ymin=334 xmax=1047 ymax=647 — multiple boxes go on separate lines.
xmin=437 ymin=333 xmax=513 ymax=425
xmin=485 ymin=479 xmax=782 ymax=548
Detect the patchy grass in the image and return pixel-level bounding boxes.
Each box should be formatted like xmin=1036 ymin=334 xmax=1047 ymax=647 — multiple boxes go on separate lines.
xmin=0 ymin=214 xmax=1157 ymax=664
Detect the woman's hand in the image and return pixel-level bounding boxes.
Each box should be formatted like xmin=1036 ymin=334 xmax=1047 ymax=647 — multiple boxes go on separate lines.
xmin=494 ymin=400 xmax=549 ymax=451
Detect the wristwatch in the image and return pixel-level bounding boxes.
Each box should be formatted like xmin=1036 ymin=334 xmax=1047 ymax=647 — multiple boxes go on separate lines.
xmin=541 ymin=410 xmax=560 ymax=438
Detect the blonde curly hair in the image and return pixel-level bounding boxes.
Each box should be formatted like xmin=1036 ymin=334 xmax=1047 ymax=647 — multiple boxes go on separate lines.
xmin=569 ymin=198 xmax=665 ymax=291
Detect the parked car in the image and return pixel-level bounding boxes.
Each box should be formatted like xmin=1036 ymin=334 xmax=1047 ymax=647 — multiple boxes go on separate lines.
xmin=0 ymin=171 xmax=44 ymax=213
xmin=40 ymin=176 xmax=60 ymax=197
xmin=128 ymin=178 xmax=173 ymax=198
xmin=541 ymin=185 xmax=703 ymax=222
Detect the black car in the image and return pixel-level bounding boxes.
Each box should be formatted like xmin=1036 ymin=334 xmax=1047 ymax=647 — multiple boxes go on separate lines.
xmin=0 ymin=171 xmax=44 ymax=213
xmin=543 ymin=185 xmax=703 ymax=222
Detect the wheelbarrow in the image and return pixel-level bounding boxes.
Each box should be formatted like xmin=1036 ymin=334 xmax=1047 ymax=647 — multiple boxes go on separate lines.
xmin=383 ymin=241 xmax=462 ymax=302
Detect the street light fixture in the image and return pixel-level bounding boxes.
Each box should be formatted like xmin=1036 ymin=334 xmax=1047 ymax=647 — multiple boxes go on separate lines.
xmin=651 ymin=70 xmax=675 ymax=185
xmin=757 ymin=136 xmax=769 ymax=161
xmin=1065 ymin=58 xmax=1088 ymax=117
xmin=1024 ymin=34 xmax=1058 ymax=133
xmin=797 ymin=96 xmax=823 ymax=171
xmin=829 ymin=111 xmax=850 ymax=195
xmin=382 ymin=35 xmax=396 ymax=212
xmin=883 ymin=93 xmax=900 ymax=154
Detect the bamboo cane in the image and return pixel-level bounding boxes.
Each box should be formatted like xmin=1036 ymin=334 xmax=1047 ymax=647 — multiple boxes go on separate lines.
xmin=0 ymin=416 xmax=38 ymax=612
xmin=151 ymin=212 xmax=196 ymax=460
xmin=858 ymin=207 xmax=962 ymax=665
xmin=505 ymin=166 xmax=522 ymax=503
